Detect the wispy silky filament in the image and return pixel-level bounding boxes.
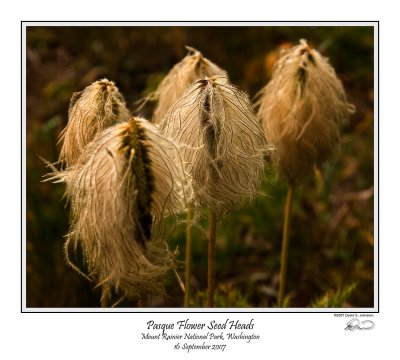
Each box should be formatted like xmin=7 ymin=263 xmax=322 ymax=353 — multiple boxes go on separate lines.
xmin=152 ymin=46 xmax=227 ymax=125
xmin=60 ymin=78 xmax=131 ymax=166
xmin=119 ymin=120 xmax=155 ymax=244
xmin=200 ymin=86 xmax=219 ymax=166
xmin=50 ymin=117 xmax=185 ymax=304
xmin=160 ymin=77 xmax=267 ymax=216
xmin=256 ymin=39 xmax=355 ymax=184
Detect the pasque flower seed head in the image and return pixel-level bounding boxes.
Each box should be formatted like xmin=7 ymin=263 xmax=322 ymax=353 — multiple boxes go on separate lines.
xmin=160 ymin=76 xmax=268 ymax=216
xmin=60 ymin=79 xmax=131 ymax=166
xmin=49 ymin=117 xmax=185 ymax=304
xmin=256 ymin=39 xmax=355 ymax=184
xmin=152 ymin=46 xmax=227 ymax=125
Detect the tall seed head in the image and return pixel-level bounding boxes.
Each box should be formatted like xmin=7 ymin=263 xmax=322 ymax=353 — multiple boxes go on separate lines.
xmin=152 ymin=46 xmax=227 ymax=124
xmin=51 ymin=117 xmax=185 ymax=304
xmin=160 ymin=77 xmax=267 ymax=216
xmin=256 ymin=39 xmax=355 ymax=184
xmin=60 ymin=79 xmax=131 ymax=166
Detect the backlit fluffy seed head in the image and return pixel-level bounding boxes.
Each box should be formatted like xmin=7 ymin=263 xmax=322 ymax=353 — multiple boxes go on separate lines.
xmin=256 ymin=39 xmax=355 ymax=184
xmin=50 ymin=117 xmax=185 ymax=305
xmin=152 ymin=46 xmax=228 ymax=124
xmin=59 ymin=79 xmax=131 ymax=166
xmin=160 ymin=76 xmax=267 ymax=216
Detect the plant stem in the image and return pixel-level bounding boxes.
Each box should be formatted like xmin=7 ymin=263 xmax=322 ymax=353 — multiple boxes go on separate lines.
xmin=278 ymin=184 xmax=294 ymax=307
xmin=207 ymin=210 xmax=217 ymax=307
xmin=100 ymin=284 xmax=109 ymax=308
xmin=184 ymin=206 xmax=192 ymax=307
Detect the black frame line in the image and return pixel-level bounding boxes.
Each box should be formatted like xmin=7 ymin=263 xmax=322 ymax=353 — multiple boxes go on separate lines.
xmin=21 ymin=20 xmax=379 ymax=314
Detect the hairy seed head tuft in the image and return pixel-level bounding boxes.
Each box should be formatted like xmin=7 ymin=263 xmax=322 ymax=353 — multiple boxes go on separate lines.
xmin=48 ymin=117 xmax=185 ymax=304
xmin=60 ymin=79 xmax=131 ymax=166
xmin=160 ymin=77 xmax=268 ymax=216
xmin=256 ymin=39 xmax=355 ymax=184
xmin=151 ymin=46 xmax=227 ymax=125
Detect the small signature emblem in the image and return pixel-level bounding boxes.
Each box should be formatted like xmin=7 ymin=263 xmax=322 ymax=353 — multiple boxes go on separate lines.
xmin=344 ymin=318 xmax=375 ymax=331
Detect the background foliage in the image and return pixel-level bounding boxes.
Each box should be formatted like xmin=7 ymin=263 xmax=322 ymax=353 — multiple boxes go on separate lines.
xmin=26 ymin=25 xmax=374 ymax=307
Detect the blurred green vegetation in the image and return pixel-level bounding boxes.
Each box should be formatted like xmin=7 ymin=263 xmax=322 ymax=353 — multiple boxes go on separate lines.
xmin=26 ymin=25 xmax=374 ymax=308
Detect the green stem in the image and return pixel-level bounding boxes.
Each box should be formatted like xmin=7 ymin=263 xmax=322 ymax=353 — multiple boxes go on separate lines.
xmin=207 ymin=210 xmax=217 ymax=307
xmin=184 ymin=206 xmax=192 ymax=307
xmin=278 ymin=184 xmax=294 ymax=307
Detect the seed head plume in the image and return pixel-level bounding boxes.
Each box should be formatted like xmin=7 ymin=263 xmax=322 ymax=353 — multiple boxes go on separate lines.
xmin=160 ymin=76 xmax=267 ymax=216
xmin=59 ymin=79 xmax=131 ymax=166
xmin=48 ymin=117 xmax=185 ymax=306
xmin=151 ymin=46 xmax=228 ymax=125
xmin=256 ymin=39 xmax=355 ymax=184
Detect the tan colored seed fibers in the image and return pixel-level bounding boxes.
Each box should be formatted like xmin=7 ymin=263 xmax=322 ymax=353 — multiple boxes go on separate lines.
xmin=256 ymin=39 xmax=355 ymax=184
xmin=151 ymin=46 xmax=228 ymax=125
xmin=59 ymin=78 xmax=131 ymax=166
xmin=160 ymin=76 xmax=268 ymax=217
xmin=48 ymin=117 xmax=186 ymax=305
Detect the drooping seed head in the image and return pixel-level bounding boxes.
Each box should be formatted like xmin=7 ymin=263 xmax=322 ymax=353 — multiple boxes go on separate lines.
xmin=256 ymin=39 xmax=355 ymax=184
xmin=59 ymin=78 xmax=131 ymax=166
xmin=151 ymin=46 xmax=228 ymax=125
xmin=160 ymin=76 xmax=268 ymax=216
xmin=50 ymin=117 xmax=185 ymax=304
